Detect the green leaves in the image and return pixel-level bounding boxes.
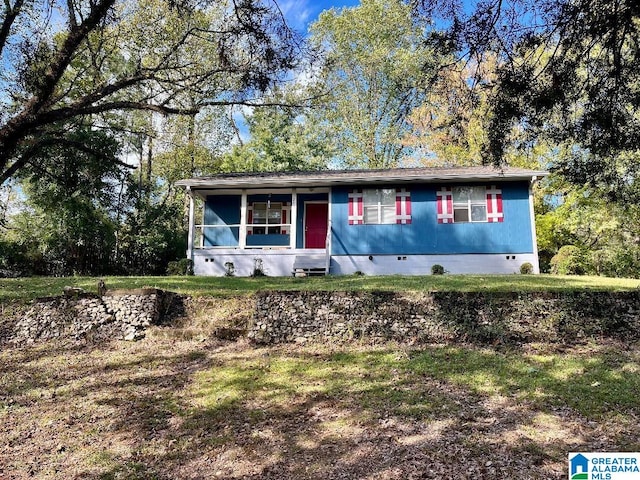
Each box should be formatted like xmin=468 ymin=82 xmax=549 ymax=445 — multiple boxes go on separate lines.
xmin=308 ymin=0 xmax=445 ymax=169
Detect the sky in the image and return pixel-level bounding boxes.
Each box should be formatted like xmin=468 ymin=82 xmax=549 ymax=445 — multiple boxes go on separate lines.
xmin=279 ymin=0 xmax=360 ymax=32
xmin=230 ymin=0 xmax=361 ymax=142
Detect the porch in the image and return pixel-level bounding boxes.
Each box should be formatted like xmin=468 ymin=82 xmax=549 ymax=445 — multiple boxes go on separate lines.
xmin=185 ymin=187 xmax=331 ymax=276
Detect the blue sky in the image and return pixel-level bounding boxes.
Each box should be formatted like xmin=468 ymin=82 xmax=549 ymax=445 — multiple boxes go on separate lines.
xmin=279 ymin=0 xmax=360 ymax=32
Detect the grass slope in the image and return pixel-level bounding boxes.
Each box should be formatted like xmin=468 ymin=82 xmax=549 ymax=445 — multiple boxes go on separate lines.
xmin=1 ymin=274 xmax=639 ymax=302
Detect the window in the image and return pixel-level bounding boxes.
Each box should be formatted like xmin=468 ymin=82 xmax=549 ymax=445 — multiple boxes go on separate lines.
xmin=363 ymin=189 xmax=396 ymax=224
xmin=251 ymin=202 xmax=282 ymax=234
xmin=453 ymin=186 xmax=487 ymax=222
xmin=436 ymin=185 xmax=503 ymax=224
xmin=348 ymin=188 xmax=411 ymax=225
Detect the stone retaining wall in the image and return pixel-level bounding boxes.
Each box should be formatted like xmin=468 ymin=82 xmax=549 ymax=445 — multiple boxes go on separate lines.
xmin=9 ymin=288 xmax=640 ymax=346
xmin=249 ymin=290 xmax=640 ymax=345
xmin=12 ymin=288 xmax=165 ymax=344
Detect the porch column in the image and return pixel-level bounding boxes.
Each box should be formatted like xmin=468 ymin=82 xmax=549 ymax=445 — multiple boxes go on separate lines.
xmin=186 ymin=187 xmax=195 ymax=261
xmin=239 ymin=190 xmax=248 ymax=249
xmin=290 ymin=189 xmax=297 ymax=249
xmin=326 ymin=188 xmax=332 ymax=273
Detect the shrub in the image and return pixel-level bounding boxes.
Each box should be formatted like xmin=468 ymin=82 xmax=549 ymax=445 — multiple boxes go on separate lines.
xmin=166 ymin=258 xmax=194 ymax=276
xmin=224 ymin=262 xmax=235 ymax=277
xmin=591 ymin=246 xmax=640 ymax=278
xmin=431 ymin=264 xmax=445 ymax=275
xmin=520 ymin=262 xmax=534 ymax=274
xmin=550 ymin=245 xmax=592 ymax=275
xmin=251 ymin=258 xmax=266 ymax=277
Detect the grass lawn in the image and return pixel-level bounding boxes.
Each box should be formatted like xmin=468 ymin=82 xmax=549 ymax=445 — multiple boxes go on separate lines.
xmin=1 ymin=333 xmax=638 ymax=479
xmin=1 ymin=273 xmax=639 ymax=302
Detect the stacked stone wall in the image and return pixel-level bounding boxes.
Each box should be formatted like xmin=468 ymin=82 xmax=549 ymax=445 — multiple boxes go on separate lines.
xmin=8 ymin=288 xmax=640 ymax=346
xmin=250 ymin=290 xmax=640 ymax=345
xmin=12 ymin=288 xmax=164 ymax=344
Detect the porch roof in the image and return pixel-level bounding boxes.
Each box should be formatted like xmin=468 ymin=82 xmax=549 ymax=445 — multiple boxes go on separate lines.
xmin=176 ymin=166 xmax=548 ymax=191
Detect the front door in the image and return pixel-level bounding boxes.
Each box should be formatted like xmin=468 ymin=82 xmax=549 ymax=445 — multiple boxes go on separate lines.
xmin=304 ymin=202 xmax=329 ymax=248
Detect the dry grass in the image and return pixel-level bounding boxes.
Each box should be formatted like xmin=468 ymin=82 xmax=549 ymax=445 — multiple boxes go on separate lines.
xmin=1 ymin=326 xmax=638 ymax=479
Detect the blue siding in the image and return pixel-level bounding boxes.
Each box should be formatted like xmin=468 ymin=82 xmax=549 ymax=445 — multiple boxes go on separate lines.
xmin=331 ymin=182 xmax=533 ymax=255
xmin=247 ymin=193 xmax=291 ymax=203
xmin=203 ymin=195 xmax=240 ymax=247
xmin=247 ymin=234 xmax=290 ymax=246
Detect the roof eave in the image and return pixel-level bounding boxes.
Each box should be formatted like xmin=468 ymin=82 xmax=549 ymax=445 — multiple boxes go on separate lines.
xmin=175 ymin=171 xmax=548 ymax=190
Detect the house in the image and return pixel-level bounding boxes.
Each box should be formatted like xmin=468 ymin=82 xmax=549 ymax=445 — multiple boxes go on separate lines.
xmin=175 ymin=166 xmax=547 ymax=276
xmin=569 ymin=453 xmax=589 ymax=479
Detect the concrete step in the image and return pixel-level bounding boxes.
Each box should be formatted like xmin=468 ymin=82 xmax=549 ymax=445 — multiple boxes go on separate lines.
xmin=293 ymin=255 xmax=327 ymax=276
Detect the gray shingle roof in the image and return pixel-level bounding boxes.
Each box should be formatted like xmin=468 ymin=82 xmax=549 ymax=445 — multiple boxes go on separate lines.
xmin=176 ymin=166 xmax=547 ymax=189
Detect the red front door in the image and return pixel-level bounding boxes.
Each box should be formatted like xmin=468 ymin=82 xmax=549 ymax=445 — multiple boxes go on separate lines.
xmin=305 ymin=203 xmax=329 ymax=248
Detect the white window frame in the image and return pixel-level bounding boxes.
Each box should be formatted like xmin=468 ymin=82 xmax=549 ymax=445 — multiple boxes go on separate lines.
xmin=252 ymin=202 xmax=283 ymax=234
xmin=452 ymin=186 xmax=487 ymax=223
xmin=363 ymin=188 xmax=396 ymax=224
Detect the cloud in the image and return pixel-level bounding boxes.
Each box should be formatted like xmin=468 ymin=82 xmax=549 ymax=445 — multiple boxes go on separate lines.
xmin=278 ymin=0 xmax=313 ymax=30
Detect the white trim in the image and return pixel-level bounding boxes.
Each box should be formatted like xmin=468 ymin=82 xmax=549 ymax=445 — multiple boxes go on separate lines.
xmin=186 ymin=187 xmax=195 ymax=260
xmin=290 ymin=189 xmax=298 ymax=249
xmin=303 ymin=201 xmax=329 ymax=249
xmin=239 ymin=190 xmax=247 ymax=249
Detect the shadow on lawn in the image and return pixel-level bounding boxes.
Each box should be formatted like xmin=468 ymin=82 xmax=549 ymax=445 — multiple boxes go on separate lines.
xmin=2 ymin=338 xmax=637 ymax=479
xmin=59 ymin=342 xmax=637 ymax=480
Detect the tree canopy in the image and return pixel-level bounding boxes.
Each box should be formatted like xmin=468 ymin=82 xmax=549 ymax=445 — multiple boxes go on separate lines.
xmin=424 ymin=0 xmax=640 ymax=197
xmin=308 ymin=0 xmax=447 ymax=169
xmin=0 ymin=0 xmax=303 ymax=183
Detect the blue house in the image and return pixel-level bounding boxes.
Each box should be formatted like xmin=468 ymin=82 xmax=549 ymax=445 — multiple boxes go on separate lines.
xmin=176 ymin=166 xmax=547 ymax=276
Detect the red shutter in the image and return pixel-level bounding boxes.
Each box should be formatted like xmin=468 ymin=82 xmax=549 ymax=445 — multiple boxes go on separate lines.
xmin=247 ymin=204 xmax=253 ymax=235
xmin=436 ymin=187 xmax=454 ymax=223
xmin=486 ymin=186 xmax=504 ymax=222
xmin=395 ymin=188 xmax=412 ymax=224
xmin=348 ymin=189 xmax=364 ymax=225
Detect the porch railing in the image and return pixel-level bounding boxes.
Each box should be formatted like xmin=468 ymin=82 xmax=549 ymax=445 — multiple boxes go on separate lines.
xmin=194 ymin=224 xmax=293 ymax=249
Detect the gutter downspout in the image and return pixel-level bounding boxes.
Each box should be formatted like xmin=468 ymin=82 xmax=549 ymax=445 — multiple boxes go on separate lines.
xmin=529 ymin=176 xmax=541 ymax=274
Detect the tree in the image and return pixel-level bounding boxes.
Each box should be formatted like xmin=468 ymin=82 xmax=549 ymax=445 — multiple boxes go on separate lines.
xmin=115 ymin=174 xmax=186 ymax=275
xmin=221 ymin=104 xmax=330 ymax=172
xmin=308 ymin=0 xmax=446 ymax=169
xmin=6 ymin=127 xmax=125 ymax=275
xmin=403 ymin=60 xmax=494 ymax=166
xmin=423 ymin=0 xmax=640 ymax=199
xmin=0 ymin=0 xmax=303 ymax=183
